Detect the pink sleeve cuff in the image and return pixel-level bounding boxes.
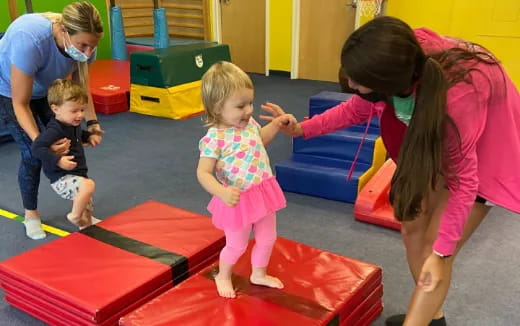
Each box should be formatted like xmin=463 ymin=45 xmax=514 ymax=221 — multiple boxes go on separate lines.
xmin=301 ymin=119 xmax=321 ymax=139
xmin=432 ymin=236 xmax=458 ymax=256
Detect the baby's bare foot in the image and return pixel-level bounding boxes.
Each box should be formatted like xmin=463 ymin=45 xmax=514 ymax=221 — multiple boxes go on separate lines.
xmin=215 ymin=275 xmax=236 ymax=298
xmin=66 ymin=213 xmax=81 ymax=227
xmin=78 ymin=212 xmax=100 ymax=230
xmin=250 ymin=274 xmax=284 ymax=289
xmin=76 ymin=213 xmax=91 ymax=230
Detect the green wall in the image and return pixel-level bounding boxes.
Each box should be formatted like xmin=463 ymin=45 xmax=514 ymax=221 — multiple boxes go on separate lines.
xmin=1 ymin=0 xmax=111 ymax=59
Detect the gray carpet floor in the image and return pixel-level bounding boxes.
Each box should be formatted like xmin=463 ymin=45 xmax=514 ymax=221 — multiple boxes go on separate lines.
xmin=0 ymin=74 xmax=518 ymax=325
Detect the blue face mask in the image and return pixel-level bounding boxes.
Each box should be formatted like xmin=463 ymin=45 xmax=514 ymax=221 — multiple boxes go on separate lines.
xmin=63 ymin=31 xmax=89 ymax=62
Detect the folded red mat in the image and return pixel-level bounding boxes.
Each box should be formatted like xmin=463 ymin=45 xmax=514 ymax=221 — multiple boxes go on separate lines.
xmin=0 ymin=201 xmax=225 ymax=325
xmin=89 ymin=59 xmax=130 ymax=114
xmin=121 ymin=237 xmax=383 ymax=326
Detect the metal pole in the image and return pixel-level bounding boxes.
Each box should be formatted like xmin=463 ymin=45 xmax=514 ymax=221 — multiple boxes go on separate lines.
xmin=25 ymin=0 xmax=33 ymax=13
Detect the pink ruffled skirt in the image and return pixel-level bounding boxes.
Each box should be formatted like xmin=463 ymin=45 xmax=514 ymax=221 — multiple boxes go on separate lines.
xmin=207 ymin=177 xmax=286 ymax=231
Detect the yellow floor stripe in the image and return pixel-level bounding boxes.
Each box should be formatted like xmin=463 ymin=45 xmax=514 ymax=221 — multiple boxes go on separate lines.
xmin=41 ymin=224 xmax=70 ymax=237
xmin=0 ymin=209 xmax=18 ymax=219
xmin=0 ymin=208 xmax=70 ymax=237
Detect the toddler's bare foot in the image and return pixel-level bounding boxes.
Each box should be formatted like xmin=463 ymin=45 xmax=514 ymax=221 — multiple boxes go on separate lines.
xmin=66 ymin=213 xmax=82 ymax=227
xmin=79 ymin=219 xmax=91 ymax=230
xmin=250 ymin=274 xmax=284 ymax=289
xmin=78 ymin=212 xmax=100 ymax=230
xmin=215 ymin=274 xmax=236 ymax=298
xmin=78 ymin=211 xmax=93 ymax=230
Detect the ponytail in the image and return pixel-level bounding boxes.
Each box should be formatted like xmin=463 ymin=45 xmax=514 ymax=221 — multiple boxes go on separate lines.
xmin=389 ymin=57 xmax=451 ymax=221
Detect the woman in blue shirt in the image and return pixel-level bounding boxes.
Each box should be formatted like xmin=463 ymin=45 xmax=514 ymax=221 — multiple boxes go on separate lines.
xmin=0 ymin=1 xmax=104 ymax=240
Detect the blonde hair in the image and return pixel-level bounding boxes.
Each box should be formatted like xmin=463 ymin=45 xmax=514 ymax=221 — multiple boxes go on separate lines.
xmin=42 ymin=2 xmax=103 ymax=89
xmin=201 ymin=61 xmax=254 ymax=127
xmin=48 ymin=79 xmax=88 ymax=107
xmin=40 ymin=12 xmax=62 ymax=22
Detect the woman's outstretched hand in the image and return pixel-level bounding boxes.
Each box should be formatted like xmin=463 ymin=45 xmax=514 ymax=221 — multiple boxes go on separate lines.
xmin=260 ymin=102 xmax=303 ymax=137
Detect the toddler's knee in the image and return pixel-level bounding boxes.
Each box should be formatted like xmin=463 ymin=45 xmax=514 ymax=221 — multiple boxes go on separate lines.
xmin=81 ymin=178 xmax=95 ymax=193
xmin=226 ymin=243 xmax=248 ymax=257
xmin=255 ymin=233 xmax=277 ymax=248
xmin=221 ymin=243 xmax=248 ymax=264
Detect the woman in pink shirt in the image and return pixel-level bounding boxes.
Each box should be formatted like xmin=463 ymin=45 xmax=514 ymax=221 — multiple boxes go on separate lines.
xmin=262 ymin=17 xmax=520 ymax=326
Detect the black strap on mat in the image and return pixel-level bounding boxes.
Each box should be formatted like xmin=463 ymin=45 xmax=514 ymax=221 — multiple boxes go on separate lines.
xmin=81 ymin=225 xmax=189 ymax=284
xmin=203 ymin=268 xmax=339 ymax=325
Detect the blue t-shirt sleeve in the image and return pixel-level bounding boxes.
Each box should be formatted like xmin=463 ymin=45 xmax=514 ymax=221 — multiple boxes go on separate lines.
xmin=9 ymin=31 xmax=43 ymax=76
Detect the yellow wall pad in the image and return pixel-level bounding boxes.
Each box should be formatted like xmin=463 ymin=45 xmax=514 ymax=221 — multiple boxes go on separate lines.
xmin=0 ymin=209 xmax=70 ymax=237
xmin=130 ymin=81 xmax=204 ymax=120
xmin=358 ymin=137 xmax=387 ymax=193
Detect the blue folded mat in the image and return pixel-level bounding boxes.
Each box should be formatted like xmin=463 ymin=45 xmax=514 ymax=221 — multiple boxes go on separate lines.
xmin=275 ymin=91 xmax=381 ymax=203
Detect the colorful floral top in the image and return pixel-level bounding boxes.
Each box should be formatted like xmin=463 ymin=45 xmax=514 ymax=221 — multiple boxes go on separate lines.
xmin=199 ymin=118 xmax=273 ymax=190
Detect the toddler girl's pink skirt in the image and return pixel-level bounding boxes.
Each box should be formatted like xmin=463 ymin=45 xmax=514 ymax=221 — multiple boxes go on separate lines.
xmin=207 ymin=177 xmax=286 ymax=231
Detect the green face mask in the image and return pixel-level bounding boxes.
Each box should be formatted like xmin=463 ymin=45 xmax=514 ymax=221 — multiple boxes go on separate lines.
xmin=392 ymin=93 xmax=415 ymax=126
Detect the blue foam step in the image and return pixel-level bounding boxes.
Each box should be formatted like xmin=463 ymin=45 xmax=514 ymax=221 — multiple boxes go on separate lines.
xmin=309 ymin=91 xmax=380 ymax=131
xmin=346 ymin=123 xmax=380 ymax=135
xmin=275 ymin=154 xmax=369 ymax=203
xmin=309 ymin=91 xmax=353 ymax=118
xmin=292 ymin=153 xmax=370 ymax=170
xmin=293 ymin=129 xmax=378 ymax=166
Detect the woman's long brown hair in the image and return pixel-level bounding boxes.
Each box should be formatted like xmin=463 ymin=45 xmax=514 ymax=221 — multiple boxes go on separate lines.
xmin=341 ymin=16 xmax=499 ymax=221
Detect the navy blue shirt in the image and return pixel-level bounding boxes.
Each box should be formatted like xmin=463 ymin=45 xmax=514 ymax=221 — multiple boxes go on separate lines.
xmin=32 ymin=118 xmax=90 ymax=183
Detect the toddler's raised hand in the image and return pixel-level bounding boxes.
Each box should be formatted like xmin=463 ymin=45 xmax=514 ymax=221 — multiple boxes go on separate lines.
xmin=259 ymin=102 xmax=285 ymax=121
xmin=219 ymin=186 xmax=241 ymax=207
xmin=88 ymin=134 xmax=102 ymax=147
xmin=58 ymin=155 xmax=77 ymax=170
xmin=273 ymin=113 xmax=291 ymax=125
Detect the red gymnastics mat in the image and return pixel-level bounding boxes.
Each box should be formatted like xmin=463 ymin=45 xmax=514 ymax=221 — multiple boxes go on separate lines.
xmin=0 ymin=201 xmax=225 ymax=325
xmin=89 ymin=59 xmax=130 ymax=114
xmin=354 ymin=159 xmax=401 ymax=231
xmin=120 ymin=237 xmax=383 ymax=326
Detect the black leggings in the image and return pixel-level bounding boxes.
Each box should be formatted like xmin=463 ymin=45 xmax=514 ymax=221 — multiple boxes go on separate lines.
xmin=475 ymin=195 xmax=488 ymax=204
xmin=0 ymin=95 xmax=52 ymax=210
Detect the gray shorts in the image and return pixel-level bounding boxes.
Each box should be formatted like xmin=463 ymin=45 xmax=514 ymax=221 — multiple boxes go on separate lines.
xmin=51 ymin=175 xmax=93 ymax=211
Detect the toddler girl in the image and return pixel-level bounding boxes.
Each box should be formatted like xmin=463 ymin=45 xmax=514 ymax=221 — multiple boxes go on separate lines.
xmin=197 ymin=61 xmax=294 ymax=298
